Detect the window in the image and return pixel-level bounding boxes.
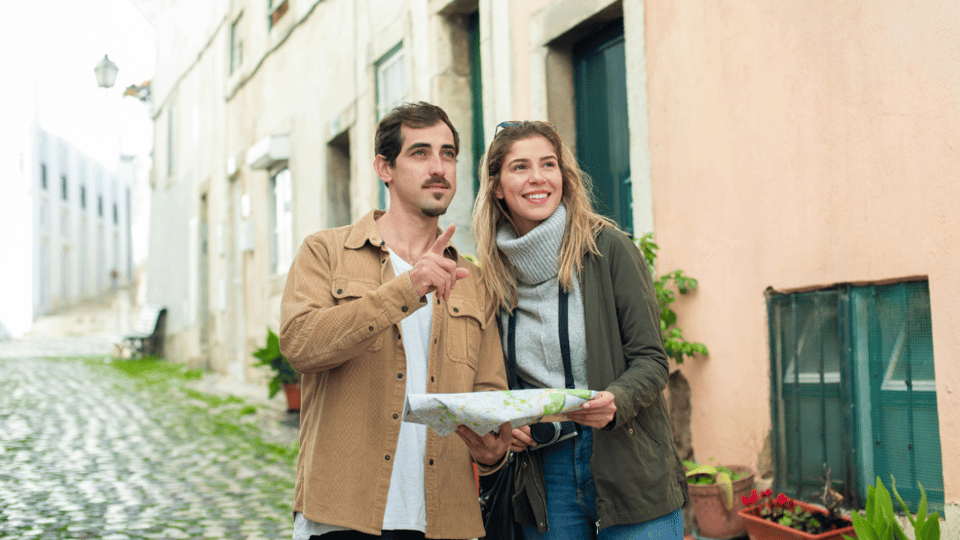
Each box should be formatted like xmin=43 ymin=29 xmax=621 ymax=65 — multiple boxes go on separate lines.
xmin=98 ymin=195 xmax=103 ymax=217
xmin=41 ymin=164 xmax=47 ymax=189
xmin=768 ymin=281 xmax=943 ymax=512
xmin=375 ymin=43 xmax=406 ymax=209
xmin=230 ymin=14 xmax=244 ymax=74
xmin=61 ymin=175 xmax=68 ymax=200
xmin=113 ymin=203 xmax=118 ymax=224
xmin=269 ymin=168 xmax=293 ymax=274
xmin=375 ymin=44 xmax=406 ymax=121
xmin=80 ymin=185 xmax=86 ymax=209
xmin=167 ymin=101 xmax=176 ymax=177
xmin=268 ymin=0 xmax=289 ymax=29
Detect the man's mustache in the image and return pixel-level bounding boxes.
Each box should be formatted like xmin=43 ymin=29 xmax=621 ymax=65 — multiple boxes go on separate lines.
xmin=422 ymin=176 xmax=451 ymax=189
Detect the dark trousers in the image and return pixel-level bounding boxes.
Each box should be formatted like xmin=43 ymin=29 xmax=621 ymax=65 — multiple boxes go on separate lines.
xmin=311 ymin=531 xmax=433 ymax=540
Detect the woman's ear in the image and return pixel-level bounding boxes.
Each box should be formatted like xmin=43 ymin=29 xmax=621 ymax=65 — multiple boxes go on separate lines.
xmin=493 ymin=183 xmax=503 ymax=199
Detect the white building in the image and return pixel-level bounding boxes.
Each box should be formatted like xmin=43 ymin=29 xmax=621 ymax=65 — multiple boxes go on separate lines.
xmin=0 ymin=120 xmax=136 ymax=337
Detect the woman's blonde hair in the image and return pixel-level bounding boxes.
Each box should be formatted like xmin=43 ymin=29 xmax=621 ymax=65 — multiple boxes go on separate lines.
xmin=472 ymin=121 xmax=615 ymax=312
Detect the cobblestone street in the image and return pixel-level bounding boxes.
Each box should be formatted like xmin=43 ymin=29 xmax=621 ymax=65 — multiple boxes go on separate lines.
xmin=0 ymin=333 xmax=299 ymax=539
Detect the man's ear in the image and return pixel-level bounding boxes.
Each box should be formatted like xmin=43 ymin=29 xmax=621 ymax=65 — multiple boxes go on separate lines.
xmin=374 ymin=155 xmax=393 ymax=185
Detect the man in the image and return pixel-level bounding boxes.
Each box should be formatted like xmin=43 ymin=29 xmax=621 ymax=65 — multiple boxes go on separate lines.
xmin=279 ymin=101 xmax=511 ymax=540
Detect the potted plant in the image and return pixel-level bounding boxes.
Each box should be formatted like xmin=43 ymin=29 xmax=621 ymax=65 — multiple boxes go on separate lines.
xmin=685 ymin=458 xmax=756 ymax=539
xmin=738 ymin=488 xmax=853 ymax=540
xmin=844 ymin=475 xmax=940 ymax=540
xmin=253 ymin=328 xmax=301 ymax=412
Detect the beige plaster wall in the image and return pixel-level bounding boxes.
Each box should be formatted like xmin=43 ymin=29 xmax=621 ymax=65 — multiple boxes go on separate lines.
xmin=645 ymin=0 xmax=960 ymax=503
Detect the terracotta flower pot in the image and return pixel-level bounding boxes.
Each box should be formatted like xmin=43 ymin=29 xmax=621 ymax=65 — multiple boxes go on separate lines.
xmin=737 ymin=499 xmax=854 ymax=540
xmin=688 ymin=466 xmax=755 ymax=539
xmin=283 ymin=383 xmax=301 ymax=412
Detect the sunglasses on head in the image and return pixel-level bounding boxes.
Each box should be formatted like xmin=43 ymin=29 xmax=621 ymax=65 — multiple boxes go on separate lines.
xmin=493 ymin=121 xmax=556 ymax=139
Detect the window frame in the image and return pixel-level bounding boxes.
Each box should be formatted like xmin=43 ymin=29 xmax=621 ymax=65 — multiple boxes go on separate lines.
xmin=768 ymin=280 xmax=943 ymax=512
xmin=374 ymin=42 xmax=406 ymax=209
xmin=229 ymin=13 xmax=243 ymax=75
xmin=269 ymin=167 xmax=293 ymax=275
xmin=267 ymin=0 xmax=289 ymax=29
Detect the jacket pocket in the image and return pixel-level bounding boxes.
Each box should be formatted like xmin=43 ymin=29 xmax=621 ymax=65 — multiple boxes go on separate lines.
xmin=331 ymin=276 xmax=383 ymax=352
xmin=445 ymin=297 xmax=483 ymax=367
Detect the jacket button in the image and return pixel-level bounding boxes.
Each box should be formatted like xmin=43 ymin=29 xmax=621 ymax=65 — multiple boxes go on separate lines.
xmin=430 ymin=376 xmax=434 ymax=382
xmin=385 ymin=455 xmax=390 ymax=460
xmin=629 ymin=428 xmax=634 ymax=434
xmin=436 ymin=298 xmax=440 ymax=304
xmin=401 ymin=306 xmax=408 ymax=312
xmin=337 ymin=289 xmax=343 ymax=294
xmin=429 ymin=459 xmax=434 ymax=465
xmin=368 ymin=326 xmax=374 ymax=331
xmin=397 ymin=373 xmax=403 ymax=379
xmin=382 ymin=259 xmax=386 ymax=264
xmin=393 ymin=414 xmax=399 ymax=419
xmin=453 ymin=307 xmax=459 ymax=313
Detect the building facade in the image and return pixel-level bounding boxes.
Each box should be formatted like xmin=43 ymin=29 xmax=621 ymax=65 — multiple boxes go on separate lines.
xmin=0 ymin=117 xmax=136 ymax=336
xmin=146 ymin=0 xmax=958 ymax=528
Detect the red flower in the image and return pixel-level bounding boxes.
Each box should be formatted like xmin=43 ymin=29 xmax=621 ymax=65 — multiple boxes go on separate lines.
xmin=749 ymin=489 xmax=759 ymax=504
xmin=741 ymin=495 xmax=751 ymax=506
xmin=762 ymin=489 xmax=772 ymax=497
xmin=776 ymin=493 xmax=789 ymax=505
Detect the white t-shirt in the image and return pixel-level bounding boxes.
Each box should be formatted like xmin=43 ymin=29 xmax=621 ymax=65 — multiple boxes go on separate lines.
xmin=293 ymin=250 xmax=432 ymax=539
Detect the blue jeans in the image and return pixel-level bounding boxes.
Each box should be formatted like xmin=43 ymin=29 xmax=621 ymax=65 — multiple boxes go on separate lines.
xmin=520 ymin=429 xmax=683 ymax=540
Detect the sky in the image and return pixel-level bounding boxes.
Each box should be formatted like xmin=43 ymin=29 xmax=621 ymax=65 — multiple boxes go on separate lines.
xmin=1 ymin=0 xmax=157 ymax=168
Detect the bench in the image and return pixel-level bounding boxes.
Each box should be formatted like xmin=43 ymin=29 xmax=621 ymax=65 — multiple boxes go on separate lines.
xmin=120 ymin=305 xmax=167 ymax=359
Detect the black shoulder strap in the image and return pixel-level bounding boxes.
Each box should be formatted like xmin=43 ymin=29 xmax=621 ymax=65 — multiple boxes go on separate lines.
xmin=558 ymin=286 xmax=574 ymax=389
xmin=506 ymin=311 xmax=518 ymax=390
xmin=506 ymin=284 xmax=574 ymax=390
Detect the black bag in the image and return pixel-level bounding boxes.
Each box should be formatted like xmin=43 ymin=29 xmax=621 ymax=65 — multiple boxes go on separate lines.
xmin=478 ymin=452 xmax=523 ymax=540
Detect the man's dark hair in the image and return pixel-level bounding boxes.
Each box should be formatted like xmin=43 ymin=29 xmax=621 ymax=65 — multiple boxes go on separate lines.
xmin=374 ymin=101 xmax=460 ymax=167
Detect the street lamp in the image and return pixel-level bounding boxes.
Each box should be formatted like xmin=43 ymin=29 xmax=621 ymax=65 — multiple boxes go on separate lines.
xmin=94 ymin=54 xmax=119 ymax=88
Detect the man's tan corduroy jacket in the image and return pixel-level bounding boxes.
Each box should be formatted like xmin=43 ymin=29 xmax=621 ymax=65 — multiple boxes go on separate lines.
xmin=279 ymin=210 xmax=508 ymax=539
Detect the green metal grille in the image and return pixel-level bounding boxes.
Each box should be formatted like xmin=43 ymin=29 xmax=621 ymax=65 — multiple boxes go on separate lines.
xmin=768 ymin=281 xmax=943 ymax=511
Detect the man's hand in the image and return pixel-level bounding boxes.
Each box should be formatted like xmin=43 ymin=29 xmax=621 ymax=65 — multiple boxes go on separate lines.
xmin=409 ymin=223 xmax=470 ymax=302
xmin=455 ymin=421 xmax=512 ymax=466
xmin=566 ymin=391 xmax=617 ymax=429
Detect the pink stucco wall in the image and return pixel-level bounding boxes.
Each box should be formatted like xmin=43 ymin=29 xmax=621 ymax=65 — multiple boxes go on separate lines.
xmin=645 ymin=1 xmax=960 ymax=502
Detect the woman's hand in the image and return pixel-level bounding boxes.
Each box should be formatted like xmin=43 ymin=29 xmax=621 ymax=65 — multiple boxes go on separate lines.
xmin=566 ymin=391 xmax=616 ymax=429
xmin=510 ymin=425 xmax=536 ymax=453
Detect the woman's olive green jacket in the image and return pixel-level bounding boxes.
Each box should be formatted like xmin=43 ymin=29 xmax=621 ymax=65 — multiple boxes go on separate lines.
xmin=511 ymin=227 xmax=689 ymax=532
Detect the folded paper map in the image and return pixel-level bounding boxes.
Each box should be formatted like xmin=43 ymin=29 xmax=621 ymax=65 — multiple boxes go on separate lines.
xmin=403 ymin=388 xmax=597 ymax=437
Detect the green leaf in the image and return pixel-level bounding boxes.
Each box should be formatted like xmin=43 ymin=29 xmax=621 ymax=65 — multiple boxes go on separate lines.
xmin=267 ymin=378 xmax=281 ymax=399
xmin=715 ymin=470 xmax=733 ymax=509
xmin=685 ymin=465 xmax=717 ymax=478
xmin=890 ymin=476 xmax=917 ymax=528
xmin=918 ymin=511 xmax=940 ymax=540
xmin=850 ymin=511 xmax=879 ymax=540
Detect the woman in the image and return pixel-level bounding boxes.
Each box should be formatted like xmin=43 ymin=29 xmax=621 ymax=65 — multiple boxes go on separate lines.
xmin=472 ymin=121 xmax=688 ymax=539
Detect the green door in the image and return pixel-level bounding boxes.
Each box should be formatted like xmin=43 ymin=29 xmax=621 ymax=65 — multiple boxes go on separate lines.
xmin=574 ymin=22 xmax=632 ymax=234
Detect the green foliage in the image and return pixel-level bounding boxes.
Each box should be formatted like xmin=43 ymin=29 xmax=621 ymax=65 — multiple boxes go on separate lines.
xmin=635 ymin=233 xmax=709 ymax=363
xmin=843 ymin=476 xmax=941 ymax=540
xmin=252 ymin=328 xmax=300 ymax=398
xmin=683 ymin=458 xmax=747 ymax=509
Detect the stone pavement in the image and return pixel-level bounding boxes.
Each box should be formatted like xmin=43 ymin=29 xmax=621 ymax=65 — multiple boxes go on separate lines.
xmin=0 ymin=292 xmax=300 ymax=540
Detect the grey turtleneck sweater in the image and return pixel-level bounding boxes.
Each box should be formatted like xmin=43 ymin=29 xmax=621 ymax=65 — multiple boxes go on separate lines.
xmin=497 ymin=204 xmax=588 ymax=390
